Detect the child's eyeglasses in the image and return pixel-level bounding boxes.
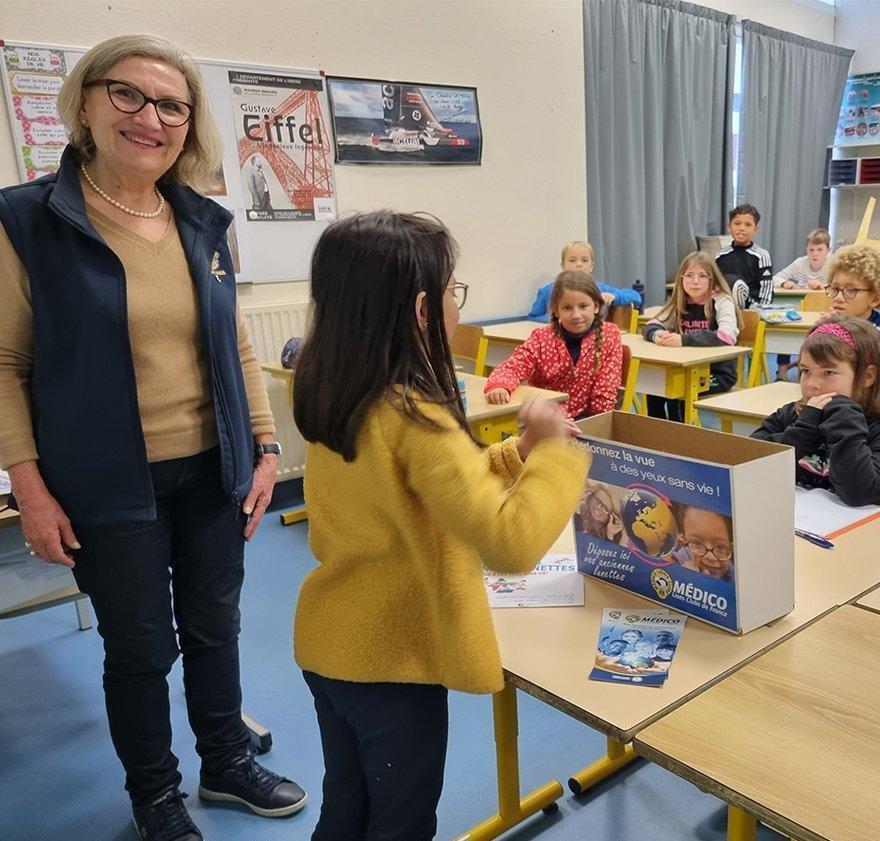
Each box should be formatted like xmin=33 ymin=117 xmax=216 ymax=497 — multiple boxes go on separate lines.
xmin=451 ymin=282 xmax=469 ymax=309
xmin=824 ymin=284 xmax=871 ymax=301
xmin=685 ymin=538 xmax=733 ymax=562
xmin=682 ymin=272 xmax=712 ymax=281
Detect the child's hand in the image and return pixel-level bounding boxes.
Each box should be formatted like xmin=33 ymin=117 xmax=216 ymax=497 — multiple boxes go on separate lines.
xmin=808 ymin=280 xmax=824 ymax=290
xmin=516 ymin=398 xmax=572 ymax=461
xmin=486 ymin=388 xmax=511 ymax=405
xmin=601 ymin=292 xmax=616 ymax=307
xmin=782 ymin=281 xmax=796 ymax=289
xmin=657 ymin=333 xmax=683 ymax=347
xmin=806 ymin=392 xmax=836 ymax=410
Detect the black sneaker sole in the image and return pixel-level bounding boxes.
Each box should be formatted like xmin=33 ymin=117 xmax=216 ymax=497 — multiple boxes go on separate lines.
xmin=198 ymin=786 xmax=308 ymax=817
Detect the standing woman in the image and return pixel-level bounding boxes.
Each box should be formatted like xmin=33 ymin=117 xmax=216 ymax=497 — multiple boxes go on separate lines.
xmin=0 ymin=35 xmax=305 ymax=840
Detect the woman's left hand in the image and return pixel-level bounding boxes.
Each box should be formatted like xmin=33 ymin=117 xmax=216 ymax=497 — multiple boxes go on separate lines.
xmin=242 ymin=455 xmax=278 ymax=541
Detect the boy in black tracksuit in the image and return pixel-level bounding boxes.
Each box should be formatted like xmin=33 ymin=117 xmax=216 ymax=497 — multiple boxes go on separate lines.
xmin=751 ymin=397 xmax=880 ymax=507
xmin=715 ymin=204 xmax=773 ymax=308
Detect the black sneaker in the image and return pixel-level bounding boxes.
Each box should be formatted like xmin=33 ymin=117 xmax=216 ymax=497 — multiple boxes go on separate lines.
xmin=132 ymin=788 xmax=203 ymax=841
xmin=199 ymin=753 xmax=307 ymax=817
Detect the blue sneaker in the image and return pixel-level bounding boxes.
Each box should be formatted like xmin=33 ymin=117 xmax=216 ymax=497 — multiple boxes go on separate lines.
xmin=199 ymin=753 xmax=307 ymax=817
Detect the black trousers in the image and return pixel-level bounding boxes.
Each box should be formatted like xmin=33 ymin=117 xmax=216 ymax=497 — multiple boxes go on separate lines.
xmin=70 ymin=447 xmax=250 ymax=804
xmin=303 ymin=671 xmax=448 ymax=841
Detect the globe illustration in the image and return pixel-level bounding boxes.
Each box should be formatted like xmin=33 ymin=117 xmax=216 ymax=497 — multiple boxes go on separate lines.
xmin=619 ymin=486 xmax=678 ymax=559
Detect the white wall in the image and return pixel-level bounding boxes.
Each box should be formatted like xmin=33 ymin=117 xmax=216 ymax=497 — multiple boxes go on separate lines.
xmin=699 ymin=0 xmax=836 ymax=42
xmin=0 ymin=0 xmax=587 ymax=320
xmin=835 ymin=0 xmax=880 ymax=74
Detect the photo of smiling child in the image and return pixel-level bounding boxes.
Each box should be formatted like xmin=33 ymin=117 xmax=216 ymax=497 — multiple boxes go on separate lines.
xmin=667 ymin=504 xmax=736 ymax=585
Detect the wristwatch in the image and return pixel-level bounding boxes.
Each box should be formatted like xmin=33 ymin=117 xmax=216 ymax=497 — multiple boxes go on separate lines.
xmin=254 ymin=442 xmax=282 ymax=460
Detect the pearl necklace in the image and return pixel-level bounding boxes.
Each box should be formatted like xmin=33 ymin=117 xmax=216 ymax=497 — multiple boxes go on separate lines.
xmin=80 ymin=163 xmax=165 ymax=219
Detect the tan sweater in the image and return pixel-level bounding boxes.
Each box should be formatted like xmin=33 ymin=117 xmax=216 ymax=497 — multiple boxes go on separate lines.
xmin=0 ymin=206 xmax=274 ymax=469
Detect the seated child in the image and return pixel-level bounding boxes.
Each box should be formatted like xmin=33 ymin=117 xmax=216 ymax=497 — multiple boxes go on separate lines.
xmin=751 ymin=315 xmax=880 ymax=506
xmin=528 ymin=241 xmax=642 ymax=321
xmin=715 ymin=204 xmax=773 ymax=309
xmin=669 ymin=504 xmax=735 ymax=584
xmin=822 ymin=244 xmax=880 ymax=330
xmin=644 ymin=251 xmax=742 ymax=422
xmin=486 ymin=271 xmax=624 ymax=419
xmin=774 ymin=228 xmax=831 ymax=290
xmin=774 ymin=229 xmax=832 ymax=379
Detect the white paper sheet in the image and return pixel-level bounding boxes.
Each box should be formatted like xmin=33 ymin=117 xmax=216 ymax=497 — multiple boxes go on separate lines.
xmin=794 ymin=486 xmax=880 ymax=538
xmin=485 ymin=553 xmax=585 ymax=608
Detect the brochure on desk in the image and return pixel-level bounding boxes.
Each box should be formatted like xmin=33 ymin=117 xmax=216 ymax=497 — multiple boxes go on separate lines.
xmin=589 ymin=608 xmax=686 ymax=687
xmin=574 ymin=436 xmax=738 ymax=631
xmin=484 ymin=554 xmax=584 ymax=608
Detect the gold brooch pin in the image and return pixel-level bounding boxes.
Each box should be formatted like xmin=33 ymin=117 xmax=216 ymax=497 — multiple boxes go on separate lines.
xmin=211 ymin=252 xmax=227 ymax=283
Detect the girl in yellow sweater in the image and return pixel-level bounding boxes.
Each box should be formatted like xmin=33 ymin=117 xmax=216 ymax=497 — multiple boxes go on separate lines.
xmin=292 ymin=211 xmax=589 ymax=840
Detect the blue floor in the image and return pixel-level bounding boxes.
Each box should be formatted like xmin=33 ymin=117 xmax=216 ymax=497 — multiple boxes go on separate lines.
xmin=0 ymin=515 xmax=784 ymax=841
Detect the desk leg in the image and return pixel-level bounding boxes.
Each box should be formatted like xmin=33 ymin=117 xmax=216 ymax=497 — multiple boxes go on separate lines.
xmin=567 ymin=736 xmax=638 ymax=794
xmin=683 ymin=366 xmax=708 ymax=426
xmin=621 ymin=359 xmax=640 ymax=413
xmin=727 ymin=805 xmax=757 ymax=841
xmin=279 ymin=505 xmax=308 ymax=526
xmin=454 ymin=684 xmax=563 ymax=841
xmin=719 ymin=415 xmax=733 ymax=434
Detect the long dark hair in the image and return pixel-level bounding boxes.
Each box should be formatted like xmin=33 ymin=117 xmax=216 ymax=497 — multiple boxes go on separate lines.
xmin=293 ymin=211 xmax=471 ymax=461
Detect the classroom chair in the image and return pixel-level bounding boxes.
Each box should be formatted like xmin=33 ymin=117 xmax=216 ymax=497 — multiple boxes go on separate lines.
xmin=618 ymin=342 xmax=642 ymax=414
xmin=800 ymin=291 xmax=828 ymax=312
xmin=737 ymin=310 xmax=768 ymax=389
xmin=606 ymin=303 xmax=637 ymax=334
xmin=855 ymin=196 xmax=879 ymax=247
xmin=451 ymin=324 xmax=488 ymax=376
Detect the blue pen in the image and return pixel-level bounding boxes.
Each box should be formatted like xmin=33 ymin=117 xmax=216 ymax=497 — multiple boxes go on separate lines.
xmin=795 ymin=528 xmax=835 ymax=550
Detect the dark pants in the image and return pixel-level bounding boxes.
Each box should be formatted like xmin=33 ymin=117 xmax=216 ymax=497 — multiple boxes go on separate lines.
xmin=303 ymin=671 xmax=448 ymax=841
xmin=70 ymin=447 xmax=250 ymax=805
xmin=646 ymin=395 xmax=685 ymax=422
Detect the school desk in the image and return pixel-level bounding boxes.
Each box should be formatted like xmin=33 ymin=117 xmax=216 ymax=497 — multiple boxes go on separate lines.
xmin=459 ymin=373 xmax=567 ymax=442
xmin=760 ymin=311 xmax=823 ymax=357
xmin=480 ymin=320 xmax=544 ymax=368
xmin=635 ymin=606 xmax=880 ymax=841
xmin=619 ymin=334 xmax=750 ymax=425
xmin=456 ymin=514 xmax=880 ymax=841
xmin=855 ymin=584 xmax=880 ymax=614
xmin=694 ymin=381 xmax=801 ymax=434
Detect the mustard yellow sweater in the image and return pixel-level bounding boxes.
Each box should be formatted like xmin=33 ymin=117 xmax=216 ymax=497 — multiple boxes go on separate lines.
xmin=294 ymin=399 xmax=589 ymax=695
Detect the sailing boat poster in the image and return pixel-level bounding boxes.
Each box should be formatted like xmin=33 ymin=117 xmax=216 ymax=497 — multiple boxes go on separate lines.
xmin=327 ymin=77 xmax=482 ymax=165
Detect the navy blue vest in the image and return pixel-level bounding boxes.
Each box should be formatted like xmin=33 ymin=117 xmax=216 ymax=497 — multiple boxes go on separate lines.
xmin=0 ymin=146 xmax=255 ymax=524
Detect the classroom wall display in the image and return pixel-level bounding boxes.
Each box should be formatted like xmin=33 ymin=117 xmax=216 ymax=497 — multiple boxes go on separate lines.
xmin=327 ymin=76 xmax=482 ymax=165
xmin=0 ymin=40 xmax=339 ymax=282
xmin=835 ymin=72 xmax=880 ymax=146
xmin=574 ymin=412 xmax=795 ymax=634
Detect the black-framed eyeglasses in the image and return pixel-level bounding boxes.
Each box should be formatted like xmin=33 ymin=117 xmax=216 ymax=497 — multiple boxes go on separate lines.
xmin=85 ymin=79 xmax=194 ymax=127
xmin=450 ymin=281 xmax=469 ymax=310
xmin=685 ymin=538 xmax=733 ymax=562
xmin=824 ymin=284 xmax=871 ymax=302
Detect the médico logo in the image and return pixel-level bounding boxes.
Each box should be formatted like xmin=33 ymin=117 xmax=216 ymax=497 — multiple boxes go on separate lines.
xmin=651 ymin=568 xmax=673 ymax=600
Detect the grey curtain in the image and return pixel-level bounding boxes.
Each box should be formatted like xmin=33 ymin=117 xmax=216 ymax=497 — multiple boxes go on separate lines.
xmin=740 ymin=22 xmax=852 ymax=269
xmin=584 ymin=0 xmax=735 ymax=305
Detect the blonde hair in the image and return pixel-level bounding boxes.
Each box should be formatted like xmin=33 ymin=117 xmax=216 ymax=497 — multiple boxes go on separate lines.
xmin=806 ymin=228 xmax=830 ymax=248
xmin=560 ymin=240 xmax=595 ymax=265
xmin=548 ymin=270 xmax=606 ymax=371
xmin=825 ymin=244 xmax=880 ymax=294
xmin=57 ymin=34 xmax=222 ymax=191
xmin=656 ymin=251 xmax=743 ymax=332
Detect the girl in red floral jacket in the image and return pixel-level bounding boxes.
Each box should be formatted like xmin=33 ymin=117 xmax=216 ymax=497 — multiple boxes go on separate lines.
xmin=485 ymin=271 xmax=624 ymax=419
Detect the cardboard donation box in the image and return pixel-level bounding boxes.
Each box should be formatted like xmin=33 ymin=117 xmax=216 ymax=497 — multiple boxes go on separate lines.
xmin=574 ymin=412 xmax=794 ymax=634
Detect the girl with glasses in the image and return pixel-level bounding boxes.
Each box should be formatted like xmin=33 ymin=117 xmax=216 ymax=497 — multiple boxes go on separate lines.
xmin=577 ymin=483 xmax=624 ymax=543
xmin=644 ymin=251 xmax=743 ymax=422
xmin=292 ymin=211 xmax=589 ymax=840
xmin=823 ymin=244 xmax=880 ymax=329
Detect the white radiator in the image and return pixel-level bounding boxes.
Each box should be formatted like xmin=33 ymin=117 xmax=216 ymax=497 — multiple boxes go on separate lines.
xmin=242 ymin=303 xmax=310 ymax=480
